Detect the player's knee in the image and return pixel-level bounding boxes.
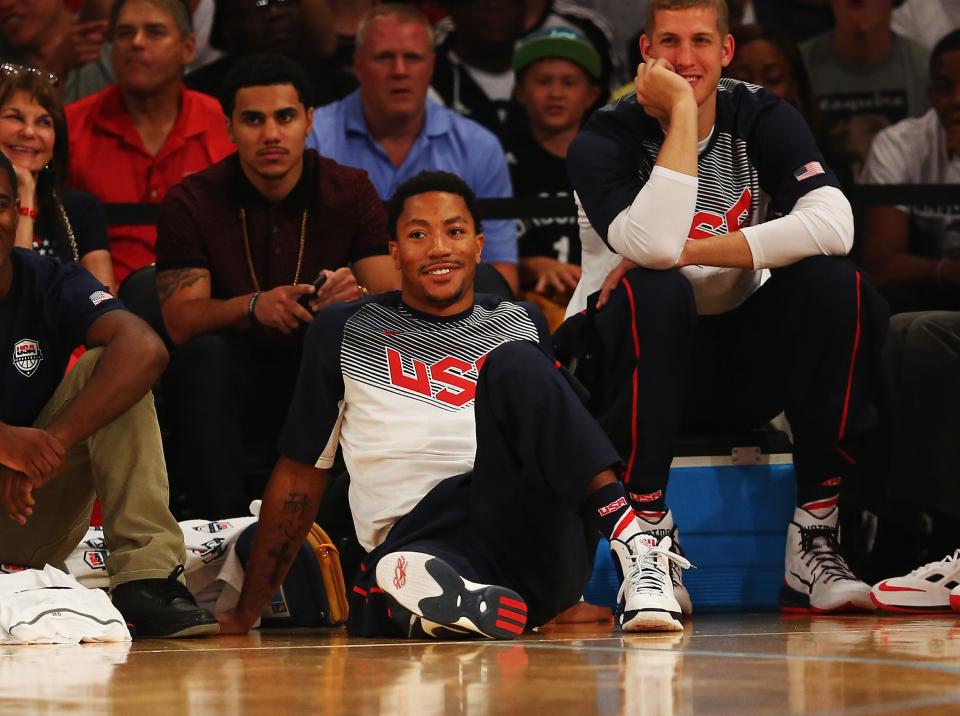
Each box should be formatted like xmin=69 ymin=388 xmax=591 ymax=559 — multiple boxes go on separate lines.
xmin=481 ymin=341 xmax=552 ymax=386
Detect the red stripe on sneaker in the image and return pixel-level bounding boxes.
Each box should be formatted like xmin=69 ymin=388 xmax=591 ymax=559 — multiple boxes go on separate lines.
xmin=495 ymin=619 xmax=525 ymax=635
xmin=837 ymin=271 xmax=862 ymax=442
xmin=352 ymin=586 xmax=367 ymax=596
xmin=803 ymin=496 xmax=838 ymax=512
xmin=500 ymin=596 xmax=527 ymax=613
xmin=876 ymin=582 xmax=925 ymax=593
xmin=497 ymin=608 xmax=526 ymax=624
xmin=370 ymin=587 xmax=384 ymax=594
xmin=836 ymin=447 xmax=856 ymax=465
xmin=611 ymin=510 xmax=637 ymax=539
xmin=622 ymin=276 xmax=641 ymax=485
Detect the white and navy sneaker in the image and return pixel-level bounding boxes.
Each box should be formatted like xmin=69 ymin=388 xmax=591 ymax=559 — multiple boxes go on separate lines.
xmin=376 ymin=551 xmax=527 ymax=640
xmin=871 ymin=550 xmax=960 ymax=613
xmin=781 ymin=507 xmax=875 ymax=613
xmin=611 ymin=534 xmax=692 ymax=632
xmin=386 ymin=600 xmax=479 ymax=640
xmin=635 ymin=510 xmax=692 ymax=616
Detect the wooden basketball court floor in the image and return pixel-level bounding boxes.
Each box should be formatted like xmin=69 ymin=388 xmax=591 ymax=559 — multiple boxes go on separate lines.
xmin=2 ymin=612 xmax=959 ymax=715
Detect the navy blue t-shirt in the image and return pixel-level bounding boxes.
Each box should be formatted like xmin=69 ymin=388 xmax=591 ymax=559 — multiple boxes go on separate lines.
xmin=0 ymin=248 xmax=122 ymax=427
xmin=568 ymin=78 xmax=842 ymax=245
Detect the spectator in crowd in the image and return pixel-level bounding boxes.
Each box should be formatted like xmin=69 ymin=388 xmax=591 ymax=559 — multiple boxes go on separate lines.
xmin=859 ymin=29 xmax=960 ymax=315
xmin=725 ymin=23 xmax=818 ymax=127
xmin=0 ymin=66 xmax=114 ymax=292
xmin=184 ymin=0 xmax=356 ymax=106
xmin=308 ymin=4 xmax=518 ymax=295
xmin=560 ymin=0 xmax=888 ymax=628
xmin=155 ymin=54 xmax=397 ymax=519
xmin=892 ymin=0 xmax=960 ymax=51
xmin=800 ymin=0 xmax=930 ymax=183
xmin=66 ymin=0 xmax=234 ymax=287
xmin=0 ymin=151 xmax=218 ymax=638
xmin=58 ymin=0 xmax=225 ymax=103
xmin=523 ymin=0 xmax=617 ymax=98
xmin=572 ymin=0 xmax=650 ymax=87
xmin=751 ymin=0 xmax=834 ymax=45
xmin=215 ymin=170 xmax=635 ymax=640
xmin=316 ymin=0 xmax=379 ymax=73
xmin=507 ymin=27 xmax=601 ymax=326
xmin=0 ymin=0 xmax=109 ymax=102
xmin=431 ymin=0 xmax=528 ymax=143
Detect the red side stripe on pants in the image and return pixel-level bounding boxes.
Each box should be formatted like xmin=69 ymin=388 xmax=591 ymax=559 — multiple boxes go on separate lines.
xmin=837 ymin=271 xmax=862 ymax=443
xmin=621 ymin=277 xmax=641 ymax=484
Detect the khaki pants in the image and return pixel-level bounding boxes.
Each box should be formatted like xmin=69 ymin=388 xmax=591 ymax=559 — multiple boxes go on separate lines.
xmin=0 ymin=348 xmax=185 ymax=586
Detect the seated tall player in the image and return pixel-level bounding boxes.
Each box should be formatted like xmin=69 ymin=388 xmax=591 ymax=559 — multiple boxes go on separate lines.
xmin=558 ymin=0 xmax=889 ymax=627
xmin=216 ymin=171 xmax=691 ymax=638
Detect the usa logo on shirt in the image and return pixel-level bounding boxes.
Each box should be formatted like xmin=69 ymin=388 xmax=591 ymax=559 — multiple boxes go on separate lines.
xmin=89 ymin=290 xmax=113 ymax=306
xmin=13 ymin=339 xmax=43 ymax=377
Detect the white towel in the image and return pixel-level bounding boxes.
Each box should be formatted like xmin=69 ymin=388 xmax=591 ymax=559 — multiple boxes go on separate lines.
xmin=0 ymin=566 xmax=130 ymax=645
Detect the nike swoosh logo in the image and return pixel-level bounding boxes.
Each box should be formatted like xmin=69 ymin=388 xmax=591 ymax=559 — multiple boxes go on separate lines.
xmin=876 ymin=582 xmax=925 ymax=593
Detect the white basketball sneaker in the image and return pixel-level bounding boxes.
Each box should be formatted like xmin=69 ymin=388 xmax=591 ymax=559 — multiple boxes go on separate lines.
xmin=376 ymin=551 xmax=527 ymax=640
xmin=781 ymin=506 xmax=875 ymax=613
xmin=634 ymin=510 xmax=693 ymax=616
xmin=871 ymin=550 xmax=960 ymax=613
xmin=611 ymin=533 xmax=692 ymax=632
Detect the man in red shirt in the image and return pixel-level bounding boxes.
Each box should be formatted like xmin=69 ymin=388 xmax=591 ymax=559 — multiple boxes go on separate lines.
xmin=66 ymin=0 xmax=234 ymax=286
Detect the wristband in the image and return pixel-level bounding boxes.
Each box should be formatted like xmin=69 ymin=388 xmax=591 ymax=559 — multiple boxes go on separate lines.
xmin=18 ymin=206 xmax=38 ymax=220
xmin=247 ymin=291 xmax=261 ymax=325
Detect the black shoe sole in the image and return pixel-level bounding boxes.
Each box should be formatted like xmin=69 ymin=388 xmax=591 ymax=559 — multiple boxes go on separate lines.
xmin=376 ymin=552 xmax=527 ymax=640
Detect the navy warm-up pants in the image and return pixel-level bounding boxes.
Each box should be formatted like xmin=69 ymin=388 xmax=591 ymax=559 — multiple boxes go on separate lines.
xmin=347 ymin=341 xmax=622 ymax=636
xmin=555 ymin=256 xmax=889 ymax=509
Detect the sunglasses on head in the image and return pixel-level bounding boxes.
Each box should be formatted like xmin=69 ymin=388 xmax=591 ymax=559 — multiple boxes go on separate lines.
xmin=0 ymin=63 xmax=60 ymax=88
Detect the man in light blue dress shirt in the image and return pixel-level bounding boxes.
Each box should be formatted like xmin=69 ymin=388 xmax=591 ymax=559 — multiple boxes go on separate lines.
xmin=306 ymin=3 xmax=519 ymax=294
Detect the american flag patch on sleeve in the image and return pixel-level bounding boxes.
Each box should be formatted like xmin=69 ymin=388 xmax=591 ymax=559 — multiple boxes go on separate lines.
xmin=89 ymin=290 xmax=113 ymax=306
xmin=794 ymin=161 xmax=825 ymax=182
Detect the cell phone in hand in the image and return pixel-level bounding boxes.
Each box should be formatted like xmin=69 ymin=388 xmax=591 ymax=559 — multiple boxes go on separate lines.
xmin=298 ymin=274 xmax=328 ymax=311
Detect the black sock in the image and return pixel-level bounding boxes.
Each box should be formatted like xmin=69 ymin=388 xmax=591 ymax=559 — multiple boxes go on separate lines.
xmin=581 ymin=482 xmax=641 ymax=542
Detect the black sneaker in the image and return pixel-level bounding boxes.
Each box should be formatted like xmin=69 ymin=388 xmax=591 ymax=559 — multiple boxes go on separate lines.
xmin=111 ymin=565 xmax=220 ymax=638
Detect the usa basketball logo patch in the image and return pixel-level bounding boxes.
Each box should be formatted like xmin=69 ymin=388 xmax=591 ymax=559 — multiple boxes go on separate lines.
xmin=13 ymin=339 xmax=43 ymax=377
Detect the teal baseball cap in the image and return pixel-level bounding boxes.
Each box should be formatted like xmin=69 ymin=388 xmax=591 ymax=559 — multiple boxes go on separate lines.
xmin=512 ymin=27 xmax=603 ymax=81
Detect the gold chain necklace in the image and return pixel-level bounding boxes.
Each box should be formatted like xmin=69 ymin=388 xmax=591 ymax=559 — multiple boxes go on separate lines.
xmin=240 ymin=207 xmax=308 ymax=291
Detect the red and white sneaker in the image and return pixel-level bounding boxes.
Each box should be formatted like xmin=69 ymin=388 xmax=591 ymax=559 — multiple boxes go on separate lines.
xmin=780 ymin=507 xmax=875 ymax=613
xmin=376 ymin=551 xmax=527 ymax=640
xmin=871 ymin=550 xmax=960 ymax=613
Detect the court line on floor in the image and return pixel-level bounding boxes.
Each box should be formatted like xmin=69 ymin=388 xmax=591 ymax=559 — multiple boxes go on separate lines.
xmin=803 ymin=693 xmax=960 ymax=716
xmin=481 ymin=640 xmax=960 ymax=676
xmin=119 ymin=634 xmax=960 ymax=679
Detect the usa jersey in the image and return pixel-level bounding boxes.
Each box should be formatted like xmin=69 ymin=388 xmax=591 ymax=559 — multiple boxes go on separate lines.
xmin=567 ymin=79 xmax=842 ymax=314
xmin=279 ymin=292 xmax=549 ymax=551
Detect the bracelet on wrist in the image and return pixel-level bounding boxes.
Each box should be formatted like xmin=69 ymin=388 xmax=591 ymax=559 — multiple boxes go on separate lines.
xmin=247 ymin=291 xmax=261 ymax=325
xmin=18 ymin=206 xmax=38 ymax=220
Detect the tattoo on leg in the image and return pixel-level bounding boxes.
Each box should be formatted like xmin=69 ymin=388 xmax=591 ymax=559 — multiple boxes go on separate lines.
xmin=156 ymin=268 xmax=208 ymax=305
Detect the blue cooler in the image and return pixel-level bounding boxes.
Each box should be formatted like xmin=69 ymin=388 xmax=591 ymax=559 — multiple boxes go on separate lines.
xmin=584 ymin=447 xmax=795 ymax=612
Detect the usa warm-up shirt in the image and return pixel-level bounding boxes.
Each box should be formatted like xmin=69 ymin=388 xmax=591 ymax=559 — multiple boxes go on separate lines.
xmin=0 ymin=249 xmax=122 ymax=427
xmin=566 ymin=79 xmax=843 ymax=315
xmin=279 ymin=292 xmax=549 ymax=551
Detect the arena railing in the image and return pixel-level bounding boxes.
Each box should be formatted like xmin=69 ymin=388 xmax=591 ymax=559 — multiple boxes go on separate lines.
xmin=100 ymin=186 xmax=960 ymax=227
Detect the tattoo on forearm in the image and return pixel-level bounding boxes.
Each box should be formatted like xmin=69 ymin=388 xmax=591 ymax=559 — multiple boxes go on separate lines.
xmin=282 ymin=493 xmax=309 ymax=516
xmin=156 ymin=268 xmax=207 ymax=304
xmin=267 ymin=541 xmax=295 ymax=585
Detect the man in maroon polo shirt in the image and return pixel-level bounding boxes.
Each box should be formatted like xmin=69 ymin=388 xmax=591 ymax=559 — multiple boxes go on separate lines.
xmin=155 ymin=54 xmax=399 ymax=518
